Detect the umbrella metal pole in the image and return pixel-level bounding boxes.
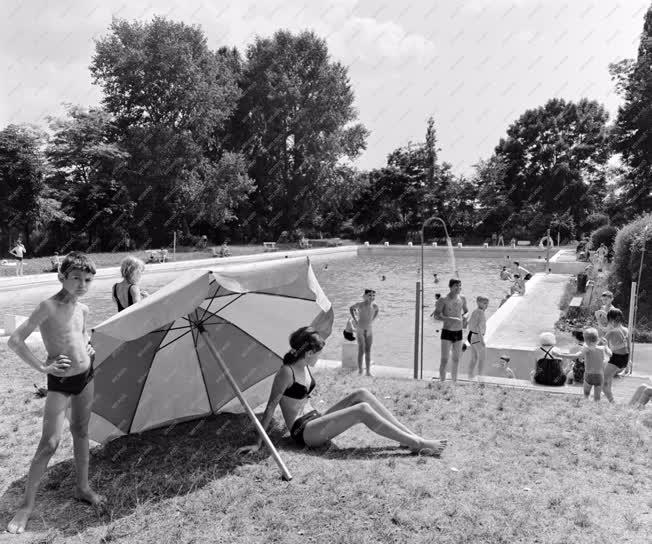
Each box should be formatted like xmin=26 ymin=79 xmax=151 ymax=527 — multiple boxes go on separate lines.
xmin=198 ymin=327 xmax=293 ymax=481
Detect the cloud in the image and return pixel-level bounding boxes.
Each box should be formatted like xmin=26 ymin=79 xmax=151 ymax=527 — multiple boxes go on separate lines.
xmin=328 ymin=16 xmax=437 ymax=67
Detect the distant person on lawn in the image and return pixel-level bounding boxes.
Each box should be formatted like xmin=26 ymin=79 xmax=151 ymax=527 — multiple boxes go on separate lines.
xmin=6 ymin=252 xmax=103 ymax=534
xmin=9 ymin=238 xmax=26 ymax=276
xmin=113 ymin=256 xmax=149 ymax=312
xmin=349 ymin=289 xmax=379 ymax=376
xmin=433 ymin=278 xmax=468 ymax=383
xmin=237 ymin=326 xmax=447 ymax=456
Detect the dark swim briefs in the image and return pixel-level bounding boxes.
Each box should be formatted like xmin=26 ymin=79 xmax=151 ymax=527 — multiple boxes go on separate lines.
xmin=441 ymin=329 xmax=463 ymax=343
xmin=608 ymin=353 xmax=629 ymax=369
xmin=290 ymin=410 xmax=322 ymax=446
xmin=47 ymin=363 xmax=94 ymax=396
xmin=584 ymin=373 xmax=604 ymax=386
xmin=524 ymin=273 xmax=532 ymax=281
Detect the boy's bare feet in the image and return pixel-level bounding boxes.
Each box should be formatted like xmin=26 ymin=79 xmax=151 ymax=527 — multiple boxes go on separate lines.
xmin=412 ymin=439 xmax=448 ymax=457
xmin=365 ymin=371 xmax=373 ymax=377
xmin=7 ymin=504 xmax=33 ymax=534
xmin=73 ymin=487 xmax=105 ymax=506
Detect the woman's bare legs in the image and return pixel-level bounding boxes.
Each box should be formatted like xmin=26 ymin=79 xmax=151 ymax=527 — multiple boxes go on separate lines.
xmin=324 ymin=388 xmax=415 ymax=436
xmin=302 ymin=403 xmax=446 ymax=455
xmin=303 ymin=388 xmax=446 ymax=454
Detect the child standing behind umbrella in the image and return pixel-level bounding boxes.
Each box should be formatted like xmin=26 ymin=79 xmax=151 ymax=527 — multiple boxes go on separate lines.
xmin=113 ymin=256 xmax=149 ymax=312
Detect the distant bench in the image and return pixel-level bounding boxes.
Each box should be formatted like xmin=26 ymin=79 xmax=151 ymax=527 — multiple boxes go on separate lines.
xmin=308 ymin=238 xmax=343 ymax=248
xmin=263 ymin=242 xmax=277 ymax=251
xmin=517 ymin=240 xmax=531 ymax=246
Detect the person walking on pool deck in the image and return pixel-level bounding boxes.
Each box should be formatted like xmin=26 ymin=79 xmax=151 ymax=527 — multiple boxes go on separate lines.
xmin=237 ymin=327 xmax=447 ymax=456
xmin=9 ymin=238 xmax=26 ymax=276
xmin=112 ymin=255 xmax=149 ymax=312
xmin=433 ymin=278 xmax=468 ymax=383
xmin=6 ymin=252 xmax=103 ymax=535
xmin=349 ymin=289 xmax=379 ymax=376
xmin=467 ymin=296 xmax=489 ymax=379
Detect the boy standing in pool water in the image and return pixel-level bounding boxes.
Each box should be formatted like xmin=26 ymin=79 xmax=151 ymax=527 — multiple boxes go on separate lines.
xmin=6 ymin=252 xmax=103 ymax=534
xmin=433 ymin=278 xmax=468 ymax=383
xmin=350 ymin=289 xmax=379 ymax=376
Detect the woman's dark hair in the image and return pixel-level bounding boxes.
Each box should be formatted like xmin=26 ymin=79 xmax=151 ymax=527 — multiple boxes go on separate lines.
xmin=607 ymin=308 xmax=624 ymax=324
xmin=283 ymin=326 xmax=325 ymax=365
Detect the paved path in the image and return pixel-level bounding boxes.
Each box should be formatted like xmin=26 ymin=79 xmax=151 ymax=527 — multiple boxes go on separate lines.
xmin=487 ymin=273 xmax=572 ymax=349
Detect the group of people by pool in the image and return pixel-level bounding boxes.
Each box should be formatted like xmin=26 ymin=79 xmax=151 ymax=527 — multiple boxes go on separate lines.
xmin=4 ymin=250 xmax=651 ymax=534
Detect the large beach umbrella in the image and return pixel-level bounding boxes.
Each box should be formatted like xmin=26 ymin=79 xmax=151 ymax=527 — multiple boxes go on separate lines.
xmin=88 ymin=257 xmax=333 ymax=480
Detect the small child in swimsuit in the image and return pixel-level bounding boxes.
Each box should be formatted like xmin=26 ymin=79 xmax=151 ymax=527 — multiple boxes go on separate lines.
xmin=349 ymin=289 xmax=379 ymax=376
xmin=113 ymin=255 xmax=149 ymax=312
xmin=558 ymin=328 xmax=611 ymax=401
xmin=467 ymin=296 xmax=489 ymax=379
xmin=6 ymin=252 xmax=104 ymax=534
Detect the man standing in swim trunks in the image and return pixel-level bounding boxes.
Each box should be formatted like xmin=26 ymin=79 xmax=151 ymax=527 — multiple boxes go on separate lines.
xmin=433 ymin=278 xmax=468 ymax=383
xmin=349 ymin=289 xmax=379 ymax=376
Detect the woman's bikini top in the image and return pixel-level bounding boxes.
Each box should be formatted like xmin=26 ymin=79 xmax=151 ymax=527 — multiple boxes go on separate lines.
xmin=113 ymin=283 xmax=134 ymax=312
xmin=283 ymin=366 xmax=316 ymax=400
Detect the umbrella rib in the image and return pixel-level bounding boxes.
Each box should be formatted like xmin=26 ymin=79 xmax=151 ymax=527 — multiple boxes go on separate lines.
xmin=247 ymin=291 xmax=317 ymax=302
xmin=191 ymin=328 xmax=215 ymax=414
xmin=198 ymin=284 xmax=225 ymax=323
xmin=199 ymin=292 xmax=245 ymax=324
xmin=149 ymin=325 xmax=192 ymax=334
xmin=197 ymin=308 xmax=282 ymax=364
xmin=156 ymin=329 xmax=193 ymax=352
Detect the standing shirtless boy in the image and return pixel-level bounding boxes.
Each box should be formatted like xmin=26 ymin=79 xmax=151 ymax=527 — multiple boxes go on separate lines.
xmin=7 ymin=252 xmax=103 ymax=534
xmin=433 ymin=278 xmax=468 ymax=383
xmin=349 ymin=289 xmax=379 ymax=376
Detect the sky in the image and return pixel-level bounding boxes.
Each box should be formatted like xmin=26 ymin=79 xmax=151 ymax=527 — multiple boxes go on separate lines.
xmin=1 ymin=0 xmax=649 ymax=176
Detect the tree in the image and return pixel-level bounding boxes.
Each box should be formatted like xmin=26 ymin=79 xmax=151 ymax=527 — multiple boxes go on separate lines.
xmin=91 ymin=17 xmax=251 ymax=245
xmin=231 ymin=30 xmax=368 ymax=239
xmin=0 ymin=124 xmax=49 ymax=247
xmin=492 ymin=98 xmax=610 ymax=239
xmin=46 ymin=105 xmax=133 ymax=251
xmin=610 ymin=6 xmax=652 ymax=214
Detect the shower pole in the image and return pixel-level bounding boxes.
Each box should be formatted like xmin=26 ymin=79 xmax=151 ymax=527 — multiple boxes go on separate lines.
xmin=420 ymin=216 xmax=452 ymax=379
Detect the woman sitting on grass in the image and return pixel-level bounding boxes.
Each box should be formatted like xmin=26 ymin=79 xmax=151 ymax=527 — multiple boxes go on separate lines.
xmin=237 ymin=326 xmax=447 ymax=456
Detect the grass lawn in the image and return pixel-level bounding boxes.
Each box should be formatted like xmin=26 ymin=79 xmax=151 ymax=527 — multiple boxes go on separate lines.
xmin=0 ymin=246 xmax=273 ymax=277
xmin=0 ymin=341 xmax=650 ymax=544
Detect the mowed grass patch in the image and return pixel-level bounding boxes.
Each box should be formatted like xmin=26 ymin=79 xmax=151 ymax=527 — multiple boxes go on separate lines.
xmin=0 ymin=343 xmax=650 ymax=544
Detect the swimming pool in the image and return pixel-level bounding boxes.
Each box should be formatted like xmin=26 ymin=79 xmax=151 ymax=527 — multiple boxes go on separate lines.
xmin=2 ymin=251 xmax=533 ymax=372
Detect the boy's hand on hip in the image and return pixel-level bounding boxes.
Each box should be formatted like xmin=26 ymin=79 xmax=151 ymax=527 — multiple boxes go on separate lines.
xmin=86 ymin=343 xmax=95 ymax=357
xmin=44 ymin=355 xmax=71 ymax=376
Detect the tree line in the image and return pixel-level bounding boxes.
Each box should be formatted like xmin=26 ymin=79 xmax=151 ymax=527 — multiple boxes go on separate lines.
xmin=1 ymin=9 xmax=651 ymax=255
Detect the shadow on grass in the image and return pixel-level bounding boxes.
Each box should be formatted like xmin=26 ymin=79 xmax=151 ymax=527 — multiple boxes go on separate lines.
xmin=0 ymin=412 xmax=278 ymax=537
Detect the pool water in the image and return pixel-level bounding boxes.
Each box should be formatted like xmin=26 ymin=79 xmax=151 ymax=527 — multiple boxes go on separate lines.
xmin=2 ymin=252 xmax=517 ymax=372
